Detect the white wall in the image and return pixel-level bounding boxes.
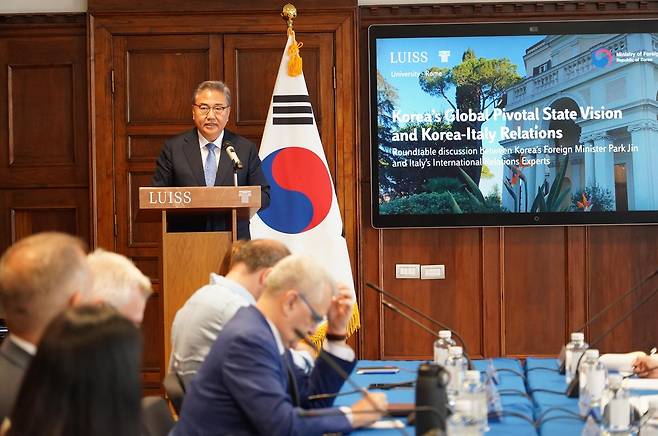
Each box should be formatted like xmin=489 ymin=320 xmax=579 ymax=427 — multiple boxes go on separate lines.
xmin=0 ymin=0 xmax=86 ymax=13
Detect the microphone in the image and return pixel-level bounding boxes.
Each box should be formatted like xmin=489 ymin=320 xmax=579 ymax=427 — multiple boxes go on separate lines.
xmin=366 ymin=282 xmax=472 ymax=369
xmin=558 ymin=268 xmax=658 ymax=373
xmin=223 ymin=141 xmax=243 ymax=170
xmin=565 ymin=284 xmax=658 ymax=397
xmin=292 ymin=329 xmax=403 ymax=434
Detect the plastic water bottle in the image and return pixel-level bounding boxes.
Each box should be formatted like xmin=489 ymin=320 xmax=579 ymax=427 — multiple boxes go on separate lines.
xmin=565 ymin=332 xmax=588 ymax=384
xmin=640 ymin=398 xmax=658 ymax=435
xmin=461 ymin=370 xmax=488 ymax=432
xmin=585 ymin=355 xmax=606 ymax=415
xmin=579 ymin=349 xmax=604 ymax=414
xmin=447 ymin=399 xmax=482 ymax=436
xmin=446 ymin=346 xmax=467 ymax=401
xmin=601 ymin=374 xmax=633 ymax=435
xmin=434 ymin=330 xmax=456 ymax=367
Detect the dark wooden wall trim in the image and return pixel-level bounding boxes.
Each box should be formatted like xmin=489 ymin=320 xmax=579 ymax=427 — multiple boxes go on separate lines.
xmin=89 ymin=0 xmax=356 ymax=14
xmin=362 ymin=0 xmax=658 ymax=22
xmin=358 ymin=1 xmax=658 ymax=360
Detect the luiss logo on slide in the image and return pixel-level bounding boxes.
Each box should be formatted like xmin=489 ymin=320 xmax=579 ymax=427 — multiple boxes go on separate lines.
xmin=257 ymin=147 xmax=332 ymax=234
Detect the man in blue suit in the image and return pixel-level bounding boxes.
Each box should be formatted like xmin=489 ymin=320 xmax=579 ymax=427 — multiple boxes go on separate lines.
xmin=173 ymin=255 xmax=387 ymax=435
xmin=151 ymin=80 xmax=270 ymax=240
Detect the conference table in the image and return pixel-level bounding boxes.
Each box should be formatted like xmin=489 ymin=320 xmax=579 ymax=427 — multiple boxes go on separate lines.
xmin=336 ymin=358 xmax=657 ymax=435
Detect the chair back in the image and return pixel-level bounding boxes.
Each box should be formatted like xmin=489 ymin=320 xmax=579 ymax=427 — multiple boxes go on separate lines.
xmin=141 ymin=396 xmax=175 ymax=436
xmin=162 ymin=372 xmax=186 ymax=415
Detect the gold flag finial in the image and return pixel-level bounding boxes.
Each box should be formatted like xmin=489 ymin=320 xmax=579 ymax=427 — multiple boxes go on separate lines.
xmin=281 ymin=4 xmax=297 ymax=29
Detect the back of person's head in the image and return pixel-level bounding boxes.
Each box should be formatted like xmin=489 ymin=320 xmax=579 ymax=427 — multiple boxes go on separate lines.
xmin=263 ymin=255 xmax=336 ymax=305
xmin=86 ymin=249 xmax=152 ymax=325
xmin=0 ymin=232 xmax=90 ymax=341
xmin=8 ymin=305 xmax=142 ymax=436
xmin=228 ymin=239 xmax=290 ymax=274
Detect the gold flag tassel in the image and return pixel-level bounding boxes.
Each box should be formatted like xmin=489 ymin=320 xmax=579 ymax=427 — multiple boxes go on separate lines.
xmin=287 ymin=28 xmax=303 ymax=77
xmin=282 ymin=4 xmax=303 ymax=77
xmin=306 ymin=303 xmax=361 ymax=350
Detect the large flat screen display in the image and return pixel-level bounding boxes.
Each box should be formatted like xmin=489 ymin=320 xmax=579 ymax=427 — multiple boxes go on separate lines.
xmin=369 ymin=20 xmax=658 ymax=228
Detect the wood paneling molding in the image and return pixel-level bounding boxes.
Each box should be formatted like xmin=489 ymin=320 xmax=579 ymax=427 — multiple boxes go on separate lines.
xmin=361 ymin=1 xmax=658 ymax=23
xmin=89 ymin=0 xmax=356 ymax=14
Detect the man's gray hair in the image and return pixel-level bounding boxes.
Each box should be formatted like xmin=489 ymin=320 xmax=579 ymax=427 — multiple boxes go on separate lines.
xmin=264 ymin=255 xmax=336 ymax=304
xmin=86 ymin=249 xmax=152 ymax=308
xmin=193 ymin=80 xmax=232 ymax=107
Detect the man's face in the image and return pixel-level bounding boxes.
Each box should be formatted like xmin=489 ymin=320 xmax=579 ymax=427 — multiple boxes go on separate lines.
xmin=192 ymin=88 xmax=231 ymax=142
xmin=281 ymin=286 xmax=331 ymax=348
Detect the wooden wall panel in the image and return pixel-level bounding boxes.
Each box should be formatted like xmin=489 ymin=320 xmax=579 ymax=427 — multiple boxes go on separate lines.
xmin=359 ymin=1 xmax=658 ymax=359
xmin=0 ymin=15 xmax=90 ymax=254
xmin=502 ymin=227 xmax=567 ymax=356
xmin=380 ymin=229 xmax=483 ymax=360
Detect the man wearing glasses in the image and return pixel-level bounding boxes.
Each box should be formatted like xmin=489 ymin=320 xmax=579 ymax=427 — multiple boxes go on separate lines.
xmin=172 ymin=255 xmax=387 ymax=436
xmin=151 ymin=80 xmax=270 ymax=239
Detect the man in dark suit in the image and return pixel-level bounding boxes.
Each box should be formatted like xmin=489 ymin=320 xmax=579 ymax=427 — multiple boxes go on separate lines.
xmin=151 ymin=80 xmax=270 ymax=240
xmin=0 ymin=232 xmax=91 ymax=419
xmin=172 ymin=255 xmax=387 ymax=436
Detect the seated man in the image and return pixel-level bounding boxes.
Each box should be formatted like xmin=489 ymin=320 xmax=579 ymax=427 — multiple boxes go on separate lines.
xmin=0 ymin=232 xmax=91 ymax=420
xmin=86 ymin=249 xmax=153 ymax=325
xmin=172 ymin=255 xmax=386 ymax=436
xmin=169 ymin=239 xmax=291 ymax=385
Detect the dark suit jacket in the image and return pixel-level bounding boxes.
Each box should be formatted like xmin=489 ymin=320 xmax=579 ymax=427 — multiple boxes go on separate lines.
xmin=151 ymin=129 xmax=270 ymax=240
xmin=0 ymin=338 xmax=32 ymax=420
xmin=173 ymin=306 xmax=355 ymax=436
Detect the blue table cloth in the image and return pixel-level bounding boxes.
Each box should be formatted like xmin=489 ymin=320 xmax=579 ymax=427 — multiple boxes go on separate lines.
xmin=335 ymin=359 xmax=537 ymax=435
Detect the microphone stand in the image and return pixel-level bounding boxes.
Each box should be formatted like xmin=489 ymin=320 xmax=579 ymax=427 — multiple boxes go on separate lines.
xmin=293 ymin=329 xmax=410 ymax=436
xmin=369 ymin=283 xmax=474 ymax=369
xmin=566 ymin=285 xmax=658 ymax=397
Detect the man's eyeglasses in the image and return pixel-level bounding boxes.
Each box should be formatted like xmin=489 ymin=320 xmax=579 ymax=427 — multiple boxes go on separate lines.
xmin=297 ymin=292 xmax=326 ymax=326
xmin=193 ymin=104 xmax=229 ymax=115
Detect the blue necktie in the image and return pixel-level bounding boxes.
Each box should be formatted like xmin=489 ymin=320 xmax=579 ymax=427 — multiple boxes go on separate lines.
xmin=204 ymin=143 xmax=217 ymax=186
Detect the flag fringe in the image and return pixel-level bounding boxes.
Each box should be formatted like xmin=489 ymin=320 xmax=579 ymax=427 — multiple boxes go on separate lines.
xmin=287 ymin=29 xmax=303 ymax=77
xmin=307 ymin=303 xmax=361 ymax=350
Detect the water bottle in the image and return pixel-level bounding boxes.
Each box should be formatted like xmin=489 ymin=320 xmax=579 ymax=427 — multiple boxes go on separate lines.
xmin=434 ymin=330 xmax=456 ymax=367
xmin=565 ymin=332 xmax=588 ymax=384
xmin=578 ymin=349 xmax=599 ymax=415
xmin=445 ymin=346 xmax=467 ymax=401
xmin=461 ymin=370 xmax=488 ymax=432
xmin=601 ymin=374 xmax=633 ymax=435
xmin=640 ymin=398 xmax=658 ymax=435
xmin=447 ymin=399 xmax=482 ymax=436
xmin=586 ymin=355 xmax=607 ymax=415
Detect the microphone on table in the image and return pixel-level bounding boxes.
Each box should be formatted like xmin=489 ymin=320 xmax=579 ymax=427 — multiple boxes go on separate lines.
xmin=558 ymin=268 xmax=658 ymax=374
xmin=223 ymin=140 xmax=243 ymax=170
xmin=566 ymin=284 xmax=658 ymax=398
xmin=366 ymin=282 xmax=474 ymax=369
xmin=292 ymin=329 xmax=408 ymax=434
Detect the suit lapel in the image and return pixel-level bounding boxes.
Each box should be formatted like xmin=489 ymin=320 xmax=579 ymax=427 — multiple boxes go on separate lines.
xmin=215 ymin=130 xmax=235 ymax=186
xmin=182 ymin=129 xmax=206 ymax=186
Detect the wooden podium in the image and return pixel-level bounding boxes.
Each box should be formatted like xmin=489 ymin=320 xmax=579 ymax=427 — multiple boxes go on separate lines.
xmin=138 ymin=186 xmax=261 ymax=369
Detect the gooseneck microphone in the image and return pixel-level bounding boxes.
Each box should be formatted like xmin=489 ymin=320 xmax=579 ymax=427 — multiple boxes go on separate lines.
xmin=223 ymin=140 xmax=243 ymax=170
xmin=566 ymin=284 xmax=658 ymax=397
xmin=367 ymin=282 xmax=473 ymax=369
xmin=293 ymin=329 xmax=409 ymax=436
xmin=559 ymin=268 xmax=658 ymax=373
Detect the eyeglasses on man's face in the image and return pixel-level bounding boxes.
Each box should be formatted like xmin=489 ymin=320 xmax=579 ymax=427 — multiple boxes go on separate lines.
xmin=297 ymin=292 xmax=326 ymax=326
xmin=193 ymin=104 xmax=229 ymax=115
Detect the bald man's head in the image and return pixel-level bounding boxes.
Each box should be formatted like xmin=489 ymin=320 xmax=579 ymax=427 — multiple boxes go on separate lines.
xmin=0 ymin=232 xmax=91 ymax=343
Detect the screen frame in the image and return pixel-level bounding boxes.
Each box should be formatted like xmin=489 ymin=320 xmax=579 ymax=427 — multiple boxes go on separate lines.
xmin=369 ymin=19 xmax=658 ymax=229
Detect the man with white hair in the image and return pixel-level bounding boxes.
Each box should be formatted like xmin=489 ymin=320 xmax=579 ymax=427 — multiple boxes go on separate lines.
xmin=0 ymin=232 xmax=91 ymax=420
xmin=173 ymin=255 xmax=386 ymax=436
xmin=86 ymin=249 xmax=152 ymax=325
